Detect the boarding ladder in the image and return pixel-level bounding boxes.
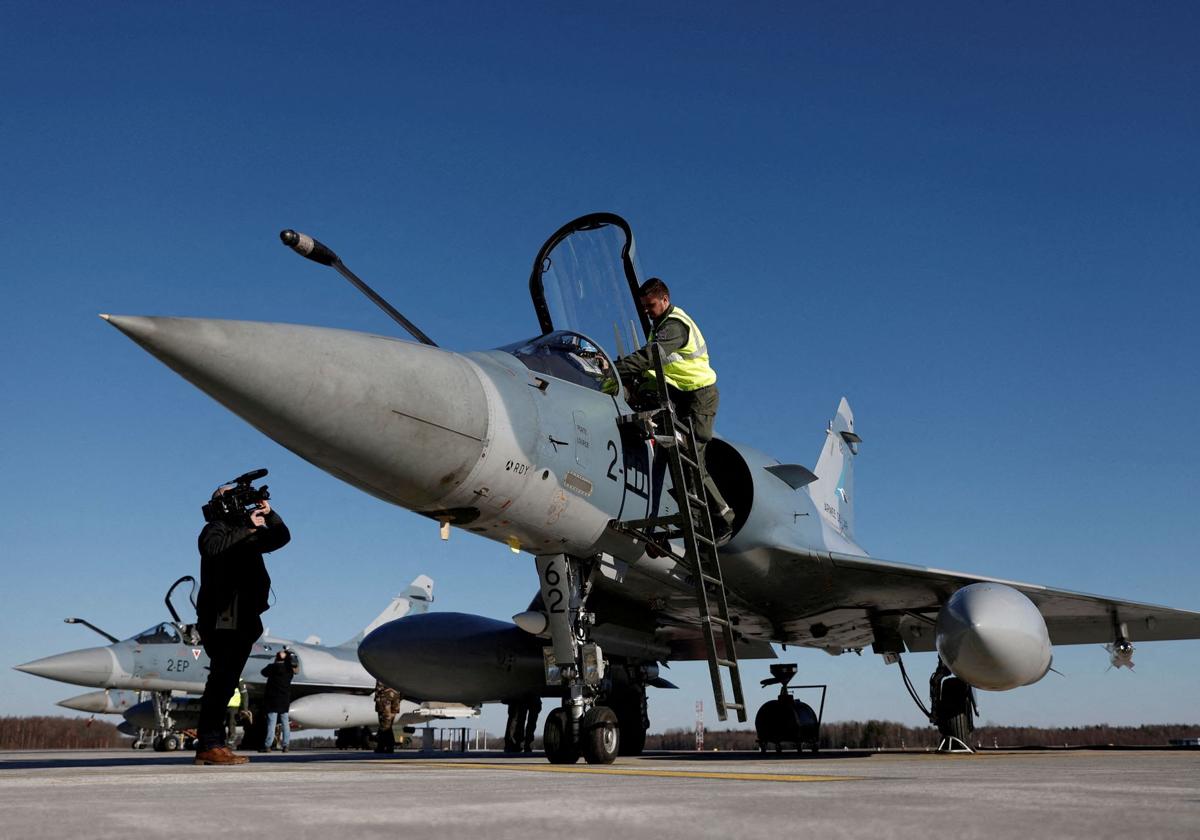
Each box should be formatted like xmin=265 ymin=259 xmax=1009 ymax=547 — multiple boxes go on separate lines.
xmin=616 ymin=345 xmax=747 ymax=722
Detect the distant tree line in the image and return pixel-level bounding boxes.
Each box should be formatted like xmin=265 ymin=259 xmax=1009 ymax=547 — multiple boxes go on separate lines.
xmin=5 ymin=716 xmax=1197 ymax=751
xmin=0 ymin=717 xmax=129 ymax=750
xmin=648 ymin=721 xmax=1200 ymax=751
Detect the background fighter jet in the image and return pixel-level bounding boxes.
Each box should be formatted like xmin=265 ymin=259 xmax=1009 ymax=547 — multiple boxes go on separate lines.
xmin=102 ymin=212 xmax=1200 ymax=763
xmin=16 ymin=574 xmax=477 ymax=750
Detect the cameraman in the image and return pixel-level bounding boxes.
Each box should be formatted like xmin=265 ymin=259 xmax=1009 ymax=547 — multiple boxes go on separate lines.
xmin=193 ymin=480 xmax=290 ymax=766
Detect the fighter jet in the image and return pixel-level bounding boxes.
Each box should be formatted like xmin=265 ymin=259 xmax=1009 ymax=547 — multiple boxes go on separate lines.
xmin=101 ymin=212 xmax=1200 ymax=763
xmin=16 ymin=574 xmax=476 ymax=750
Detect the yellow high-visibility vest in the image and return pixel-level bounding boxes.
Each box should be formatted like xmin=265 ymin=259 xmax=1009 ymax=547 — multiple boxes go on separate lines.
xmin=227 ymin=688 xmax=242 ymax=708
xmin=647 ymin=306 xmax=717 ymax=391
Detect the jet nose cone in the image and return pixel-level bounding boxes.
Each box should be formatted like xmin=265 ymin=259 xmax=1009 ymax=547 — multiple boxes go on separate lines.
xmin=15 ymin=647 xmax=117 ymax=687
xmin=103 ymin=315 xmax=489 ymax=509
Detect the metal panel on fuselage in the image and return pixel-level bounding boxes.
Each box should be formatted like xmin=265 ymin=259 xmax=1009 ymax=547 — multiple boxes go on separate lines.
xmin=453 ymin=350 xmax=660 ymax=557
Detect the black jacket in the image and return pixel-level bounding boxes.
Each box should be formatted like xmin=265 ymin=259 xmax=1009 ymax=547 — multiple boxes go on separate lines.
xmin=260 ymin=659 xmax=296 ymax=713
xmin=196 ymin=510 xmax=290 ymax=632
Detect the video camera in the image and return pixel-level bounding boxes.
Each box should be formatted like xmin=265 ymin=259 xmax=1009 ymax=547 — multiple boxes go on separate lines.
xmin=201 ymin=468 xmax=271 ymax=525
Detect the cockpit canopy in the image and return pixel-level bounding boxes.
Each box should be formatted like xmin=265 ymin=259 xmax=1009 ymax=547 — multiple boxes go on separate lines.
xmin=527 ymin=213 xmax=648 ymax=363
xmin=500 ymin=330 xmax=616 ymax=392
xmin=130 ymin=622 xmax=180 ymax=645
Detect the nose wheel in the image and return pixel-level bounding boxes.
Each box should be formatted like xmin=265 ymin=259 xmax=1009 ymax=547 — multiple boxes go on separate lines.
xmin=580 ymin=706 xmax=619 ymax=764
xmin=543 ymin=708 xmax=581 ymax=764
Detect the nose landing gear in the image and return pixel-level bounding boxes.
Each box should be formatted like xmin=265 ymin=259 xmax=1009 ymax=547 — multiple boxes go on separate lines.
xmin=536 ymin=553 xmax=620 ymax=765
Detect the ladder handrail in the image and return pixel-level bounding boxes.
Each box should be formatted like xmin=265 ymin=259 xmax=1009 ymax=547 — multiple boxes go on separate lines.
xmin=613 ymin=344 xmax=747 ymax=723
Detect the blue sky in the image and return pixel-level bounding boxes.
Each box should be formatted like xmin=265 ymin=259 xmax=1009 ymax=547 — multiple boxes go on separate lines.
xmin=2 ymin=3 xmax=1198 ymax=736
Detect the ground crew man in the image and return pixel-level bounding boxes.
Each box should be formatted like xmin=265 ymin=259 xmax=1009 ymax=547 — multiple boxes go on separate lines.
xmin=614 ymin=277 xmax=735 ymax=542
xmin=225 ymin=683 xmax=244 ymax=748
xmin=521 ymin=697 xmax=542 ymax=753
xmin=503 ymin=700 xmax=526 ymax=753
xmin=374 ymin=681 xmax=402 ymax=753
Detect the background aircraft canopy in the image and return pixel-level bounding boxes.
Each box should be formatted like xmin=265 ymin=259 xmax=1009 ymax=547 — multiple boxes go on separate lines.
xmin=131 ymin=623 xmax=181 ymax=644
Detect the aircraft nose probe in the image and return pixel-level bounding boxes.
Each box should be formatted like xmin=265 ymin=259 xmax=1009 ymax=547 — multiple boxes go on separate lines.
xmin=279 ymin=228 xmax=438 ymax=347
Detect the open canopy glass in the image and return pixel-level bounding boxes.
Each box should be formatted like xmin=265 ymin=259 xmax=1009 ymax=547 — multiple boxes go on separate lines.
xmin=527 ymin=212 xmax=648 ymax=361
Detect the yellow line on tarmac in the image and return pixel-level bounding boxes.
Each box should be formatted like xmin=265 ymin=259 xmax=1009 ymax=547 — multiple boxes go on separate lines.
xmin=376 ymin=761 xmax=857 ymax=783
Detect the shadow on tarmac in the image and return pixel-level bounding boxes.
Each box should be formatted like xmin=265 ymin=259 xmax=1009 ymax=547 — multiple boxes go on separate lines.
xmin=7 ymin=744 xmax=1184 ymax=772
xmin=637 ymin=749 xmax=875 ymax=761
xmin=0 ymin=748 xmax=880 ymax=771
xmin=0 ymin=751 xmax=379 ymax=771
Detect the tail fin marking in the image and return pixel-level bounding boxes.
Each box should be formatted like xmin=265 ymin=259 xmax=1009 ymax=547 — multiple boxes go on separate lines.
xmin=808 ymin=398 xmax=858 ymax=538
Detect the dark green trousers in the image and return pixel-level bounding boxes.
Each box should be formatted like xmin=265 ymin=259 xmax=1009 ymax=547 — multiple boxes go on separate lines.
xmin=670 ymin=384 xmax=732 ymax=523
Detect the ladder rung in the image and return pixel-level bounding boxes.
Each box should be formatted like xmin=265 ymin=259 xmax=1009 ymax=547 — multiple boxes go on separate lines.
xmin=703 ymin=615 xmax=730 ymax=627
xmin=699 ymin=572 xmax=722 ymax=586
xmin=716 ymin=658 xmax=738 ymax=668
xmin=722 ymin=702 xmax=745 ymax=711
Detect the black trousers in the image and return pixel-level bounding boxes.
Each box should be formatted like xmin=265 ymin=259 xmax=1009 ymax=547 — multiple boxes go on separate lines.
xmin=197 ymin=620 xmax=260 ymax=751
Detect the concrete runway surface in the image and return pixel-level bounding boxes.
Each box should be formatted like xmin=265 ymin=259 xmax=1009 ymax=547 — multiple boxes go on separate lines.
xmin=1 ymin=748 xmax=1196 ymax=840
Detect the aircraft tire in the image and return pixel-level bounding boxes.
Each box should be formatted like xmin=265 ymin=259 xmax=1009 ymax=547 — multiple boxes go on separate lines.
xmin=162 ymin=734 xmax=180 ymax=752
xmin=937 ymin=677 xmax=974 ymax=742
xmin=543 ymin=708 xmax=580 ymax=765
xmin=580 ymin=706 xmax=619 ymax=765
xmin=152 ymin=735 xmax=164 ymax=752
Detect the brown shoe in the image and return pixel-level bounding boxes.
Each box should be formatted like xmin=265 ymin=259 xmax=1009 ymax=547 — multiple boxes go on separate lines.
xmin=194 ymin=746 xmax=249 ymax=766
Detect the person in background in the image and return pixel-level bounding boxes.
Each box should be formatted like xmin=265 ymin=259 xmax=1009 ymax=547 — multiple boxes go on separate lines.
xmin=374 ymin=681 xmax=402 ymax=753
xmin=260 ymin=649 xmax=298 ymax=752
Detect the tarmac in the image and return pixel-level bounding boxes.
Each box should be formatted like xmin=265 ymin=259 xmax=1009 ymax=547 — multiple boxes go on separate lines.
xmin=1 ymin=747 xmax=1197 ymax=840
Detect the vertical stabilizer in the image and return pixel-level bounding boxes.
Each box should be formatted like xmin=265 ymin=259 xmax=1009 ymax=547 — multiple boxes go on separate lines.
xmin=808 ymin=398 xmax=859 ymax=539
xmin=338 ymin=575 xmax=434 ymax=648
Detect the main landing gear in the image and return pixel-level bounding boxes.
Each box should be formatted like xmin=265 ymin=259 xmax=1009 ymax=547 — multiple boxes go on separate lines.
xmin=930 ymin=660 xmax=977 ymax=752
xmin=897 ymin=655 xmax=977 ymax=753
xmin=535 ymin=553 xmax=623 ymax=765
xmin=135 ymin=690 xmax=194 ymax=752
